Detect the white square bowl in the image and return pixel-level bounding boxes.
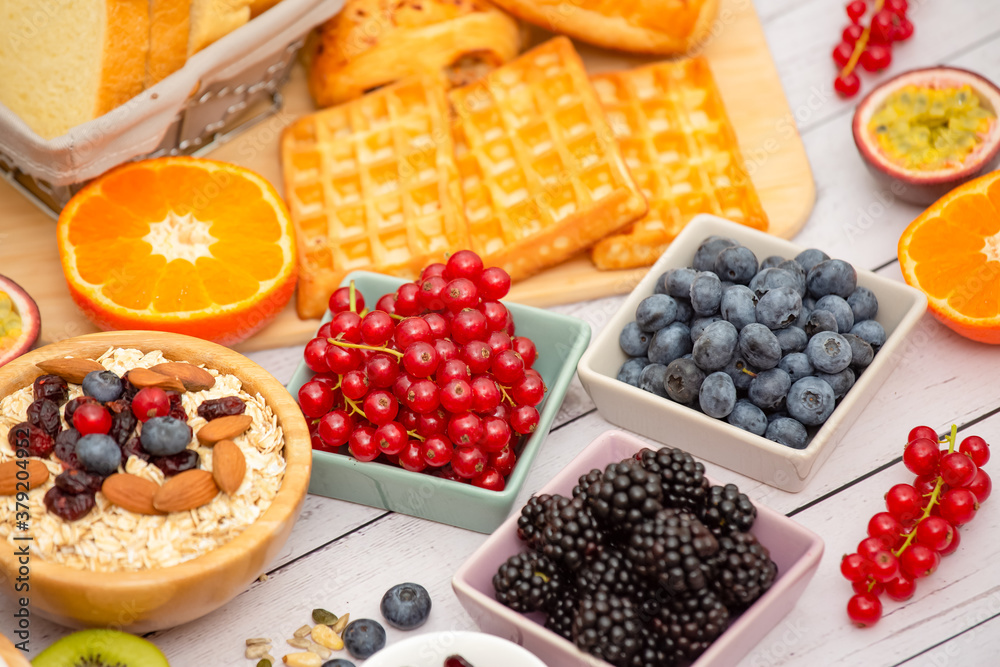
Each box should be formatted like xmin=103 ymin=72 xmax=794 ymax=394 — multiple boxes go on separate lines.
xmin=576 ymin=215 xmax=927 ymax=492
xmin=452 ymin=429 xmax=825 ymax=667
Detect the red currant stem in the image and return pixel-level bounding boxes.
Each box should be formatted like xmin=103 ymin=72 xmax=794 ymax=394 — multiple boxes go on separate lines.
xmin=840 ymin=0 xmax=884 ymax=78
xmin=326 ymin=338 xmax=404 ymax=359
xmin=342 ymin=395 xmax=366 ymax=418
xmin=406 ymin=429 xmax=426 ymax=442
xmin=349 ymin=281 xmax=357 ymax=313
xmin=388 ymin=313 xmax=405 ymax=321
xmin=892 ymin=425 xmax=959 ymax=558
xmin=498 ymin=384 xmax=516 ymax=407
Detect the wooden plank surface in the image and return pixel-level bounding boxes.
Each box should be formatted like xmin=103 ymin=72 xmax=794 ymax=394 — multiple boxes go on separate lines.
xmin=0 ymin=0 xmax=813 ymax=353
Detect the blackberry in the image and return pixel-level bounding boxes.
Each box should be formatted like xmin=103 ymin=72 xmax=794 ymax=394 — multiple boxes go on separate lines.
xmin=711 ymin=531 xmax=778 ymax=609
xmin=572 ymin=592 xmax=643 ymax=667
xmin=543 ymin=595 xmax=577 ymax=641
xmin=517 ymin=494 xmax=554 ymax=549
xmin=493 ymin=551 xmax=560 ymax=613
xmin=574 ymin=547 xmax=644 ymax=600
xmin=628 ymin=627 xmax=672 ymax=667
xmin=652 ymin=589 xmax=730 ymax=665
xmin=582 ymin=459 xmax=663 ymax=534
xmin=637 ymin=447 xmax=710 ymax=511
xmin=625 ymin=508 xmax=718 ymax=595
xmin=700 ymin=483 xmax=757 ymax=536
xmin=572 ymin=468 xmax=605 ymax=501
xmin=540 ymin=496 xmax=603 ymax=571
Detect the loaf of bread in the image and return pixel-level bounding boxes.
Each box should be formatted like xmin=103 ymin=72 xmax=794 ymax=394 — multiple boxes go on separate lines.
xmin=149 ymin=0 xmax=193 ymax=84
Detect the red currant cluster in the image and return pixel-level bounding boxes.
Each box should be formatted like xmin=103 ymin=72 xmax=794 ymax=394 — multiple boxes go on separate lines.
xmin=842 ymin=425 xmax=991 ymax=627
xmin=833 ymin=0 xmax=914 ymax=98
xmin=297 ymin=250 xmax=545 ymax=491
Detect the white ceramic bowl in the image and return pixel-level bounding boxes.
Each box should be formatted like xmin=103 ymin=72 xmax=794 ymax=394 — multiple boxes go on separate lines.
xmin=576 ymin=215 xmax=927 ymax=492
xmin=452 ymin=429 xmax=824 ymax=667
xmin=364 ymin=630 xmax=548 ymax=666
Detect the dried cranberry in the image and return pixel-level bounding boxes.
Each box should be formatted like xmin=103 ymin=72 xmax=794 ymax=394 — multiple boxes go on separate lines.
xmin=54 ymin=429 xmax=82 ymax=469
xmin=64 ymin=396 xmax=100 ymax=424
xmin=106 ymin=399 xmax=138 ymax=446
xmin=7 ymin=422 xmax=30 ymax=454
xmin=197 ymin=396 xmax=246 ymax=421
xmin=43 ymin=486 xmax=95 ymax=521
xmin=54 ymin=469 xmax=104 ymax=494
xmin=166 ymin=391 xmax=188 ymax=420
xmin=121 ymin=373 xmax=140 ymax=401
xmin=151 ymin=449 xmax=199 ymax=476
xmin=9 ymin=422 xmax=54 ymax=458
xmin=33 ymin=374 xmax=68 ymax=404
xmin=121 ymin=437 xmax=151 ymax=463
xmin=27 ymin=398 xmax=62 ymax=438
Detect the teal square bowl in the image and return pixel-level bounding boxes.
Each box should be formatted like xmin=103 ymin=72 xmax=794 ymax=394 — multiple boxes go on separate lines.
xmin=286 ymin=271 xmax=591 ymax=533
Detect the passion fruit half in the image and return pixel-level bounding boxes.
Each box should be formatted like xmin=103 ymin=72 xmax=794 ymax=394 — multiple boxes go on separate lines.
xmin=852 ymin=66 xmax=1000 ymax=205
xmin=0 ymin=275 xmax=40 ymax=367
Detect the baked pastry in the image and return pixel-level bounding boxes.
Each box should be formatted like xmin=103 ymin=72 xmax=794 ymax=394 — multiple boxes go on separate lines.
xmin=307 ymin=0 xmax=522 ymax=107
xmin=282 ymin=73 xmax=470 ymax=319
xmin=450 ymin=37 xmax=648 ymax=282
xmin=589 ymin=59 xmax=769 ymax=270
xmin=489 ymin=0 xmax=720 ymax=55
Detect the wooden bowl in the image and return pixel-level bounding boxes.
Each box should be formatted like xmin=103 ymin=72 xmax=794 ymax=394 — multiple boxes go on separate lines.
xmin=0 ymin=331 xmax=311 ymax=632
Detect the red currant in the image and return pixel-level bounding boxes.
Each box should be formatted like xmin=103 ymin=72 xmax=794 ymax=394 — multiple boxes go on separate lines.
xmin=406 ymin=379 xmax=440 ymax=414
xmin=329 ymin=286 xmax=365 ymax=314
xmin=843 ymin=23 xmax=864 ymax=45
xmin=869 ymin=9 xmax=894 ymax=43
xmin=510 ymin=405 xmax=540 ymax=435
xmin=363 ymin=390 xmax=398 ymax=426
xmin=939 ymin=451 xmax=977 ymax=487
xmin=860 ymin=44 xmax=892 ymax=72
xmin=304 ymin=338 xmax=331 ymax=372
xmin=885 ymin=483 xmax=923 ymax=525
xmin=512 ymin=337 xmax=537 ymax=368
xmin=486 ymin=331 xmax=513 ymax=356
xmin=903 ymin=437 xmax=940 ymax=476
xmin=966 ymin=468 xmax=991 ymax=503
xmin=325 ymin=344 xmax=362 ymax=375
xmin=846 ymin=0 xmax=867 ymax=23
xmin=885 ymin=0 xmax=907 ymax=13
xmin=318 ymin=410 xmax=353 ymax=448
xmin=883 ymin=573 xmax=915 ymax=602
xmin=834 ymin=72 xmax=861 ymax=98
xmin=867 ymin=512 xmax=904 ymax=550
xmin=511 ymin=373 xmax=545 ymax=407
xmin=298 ymin=381 xmax=335 ymax=419
xmin=939 ymin=525 xmax=961 ymax=556
xmin=441 ymin=379 xmax=474 ymax=413
xmin=421 ymin=262 xmax=447 ymax=280
xmin=398 ymin=439 xmax=427 ymax=472
xmin=833 ymin=41 xmax=854 ymax=68
xmin=330 ymin=311 xmax=362 ymax=343
xmin=840 ymin=553 xmax=872 ymax=582
xmin=442 ymin=278 xmax=479 ymax=313
xmin=402 ymin=342 xmax=440 ymax=378
xmin=479 ymin=416 xmax=512 ymax=453
xmin=938 ymin=488 xmax=979 ymax=525
xmin=478 ymin=267 xmax=511 ymax=301
xmin=452 ymin=445 xmax=488 ymax=478
xmin=472 ymin=467 xmax=505 ymax=491
xmin=397 ymin=405 xmax=419 ymax=431
xmin=452 ymin=309 xmax=489 ymax=344
xmin=422 ymin=434 xmax=454 ymax=467
xmin=424 ymin=312 xmax=450 ymax=340
xmin=366 ymin=354 xmax=400 ymax=389
xmin=462 ymin=340 xmax=493 ymax=374
xmin=317 ymin=322 xmax=334 ymax=339
xmin=489 ymin=446 xmax=517 ymax=477
xmin=395 ymin=317 xmax=433 ymax=349
xmin=348 ymin=425 xmax=379 ymax=462
xmin=419 ymin=276 xmax=448 ymax=311
xmin=340 ymin=370 xmax=369 ymax=401
xmin=375 ymin=293 xmax=396 ymax=315
xmin=471 ymin=376 xmax=502 ymax=413
xmin=479 ymin=301 xmax=511 ymax=332
xmin=131 ymin=386 xmax=171 ymax=422
xmin=73 ymin=403 xmax=112 ymax=436
xmin=869 ymin=550 xmax=899 ymax=583
xmin=444 ymin=250 xmax=484 ymax=282
xmin=437 ymin=359 xmax=472 ymax=385
xmin=492 ymin=350 xmax=526 ymax=385
xmin=448 ymin=412 xmax=483 ymax=446
xmin=858 ymin=536 xmax=888 ymax=561
xmin=892 ymin=17 xmax=914 ymax=41
xmin=914 ymin=515 xmax=955 ymax=552
xmin=914 ymin=473 xmax=940 ymax=497
xmin=416 ymin=409 xmax=448 ymax=437
xmin=908 ymin=425 xmax=938 ymax=443
xmin=959 ymin=435 xmax=990 ymax=467
xmin=394 ymin=283 xmax=422 ymax=317
xmin=900 ymin=544 xmax=939 ymax=578
xmin=361 ymin=311 xmax=395 ymax=347
xmin=433 ymin=338 xmax=459 ymax=362
xmin=846 ymin=592 xmax=882 ymax=627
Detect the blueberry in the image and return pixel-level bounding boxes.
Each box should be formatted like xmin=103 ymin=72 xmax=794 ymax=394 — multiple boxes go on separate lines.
xmin=792 ymin=305 xmax=811 ymax=329
xmin=777 ymin=260 xmax=808 ymax=297
xmin=690 ymin=316 xmax=722 ymax=343
xmin=639 ymin=364 xmax=671 ymax=399
xmin=616 ymin=357 xmax=648 ymax=387
xmin=140 ymin=416 xmax=192 ymax=456
xmin=748 ymin=368 xmax=791 ymax=411
xmin=720 ymin=285 xmax=757 ymax=330
xmin=807 ymin=259 xmax=857 ymax=299
xmin=778 ymin=352 xmax=814 ymax=382
xmin=727 ymin=399 xmax=767 ymax=436
xmin=786 ymin=377 xmax=836 ymax=426
xmin=76 ymin=434 xmax=121 ymax=476
xmin=794 ymin=248 xmax=830 ymax=273
xmin=759 ymin=255 xmax=786 ymax=270
xmin=714 ymin=246 xmax=758 ymax=285
xmin=774 ymin=326 xmax=808 ymax=354
xmin=664 ymin=267 xmax=699 ymax=299
xmin=802 ymin=296 xmax=817 ymax=311
xmin=692 ymin=320 xmax=738 ymax=371
xmin=766 ymin=417 xmax=809 ymax=449
xmin=803 ymin=309 xmax=839 ymax=336
xmin=755 ymin=286 xmax=802 ymax=330
xmin=842 ymin=333 xmax=875 ymax=369
xmin=619 ymin=321 xmax=651 ymax=357
xmin=806 ymin=331 xmax=852 ymax=374
xmin=664 ymin=358 xmax=705 ymax=404
xmin=342 ymin=619 xmax=386 ymax=659
xmin=817 ymin=368 xmax=856 ymax=399
xmin=674 ymin=298 xmax=695 ymax=324
xmin=851 ymin=319 xmax=887 ymax=351
xmin=82 ymin=370 xmax=123 ymax=403
xmin=723 ymin=356 xmax=759 ymax=392
xmin=380 ymin=582 xmax=432 ymax=629
xmin=689 ymin=271 xmax=723 ymax=316
xmin=635 ymin=294 xmax=677 ymax=332
xmin=648 ymin=322 xmax=692 ymax=365
xmin=321 ymin=660 xmax=356 ymax=667
xmin=848 ymin=286 xmax=879 ymax=322
xmin=749 ymin=267 xmax=799 ymax=300
xmin=815 ymin=295 xmax=854 ymax=333
xmin=654 ymin=272 xmax=670 ymax=295
xmin=738 ymin=323 xmax=782 ymax=370
xmin=693 ymin=236 xmax=737 ymax=272
xmin=699 ymin=372 xmax=737 ymax=419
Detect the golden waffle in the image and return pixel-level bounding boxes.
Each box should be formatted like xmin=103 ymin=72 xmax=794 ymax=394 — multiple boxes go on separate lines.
xmin=449 ymin=37 xmax=648 ymax=282
xmin=282 ymin=72 xmax=469 ymax=319
xmin=590 ymin=58 xmax=769 ymax=270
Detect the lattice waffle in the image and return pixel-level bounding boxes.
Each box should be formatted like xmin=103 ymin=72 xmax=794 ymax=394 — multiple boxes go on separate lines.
xmin=281 ymin=72 xmax=469 ymax=319
xmin=449 ymin=36 xmax=648 ymax=282
xmin=590 ymin=58 xmax=769 ymax=270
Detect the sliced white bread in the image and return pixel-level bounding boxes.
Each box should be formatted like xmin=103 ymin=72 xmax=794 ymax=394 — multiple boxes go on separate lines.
xmin=0 ymin=0 xmax=150 ymax=139
xmin=249 ymin=0 xmax=282 ymax=18
xmin=148 ymin=0 xmax=192 ymax=84
xmin=187 ymin=0 xmax=253 ymax=55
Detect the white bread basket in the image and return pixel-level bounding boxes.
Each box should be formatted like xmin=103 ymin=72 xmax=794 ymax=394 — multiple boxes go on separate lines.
xmin=0 ymin=0 xmax=344 ymax=216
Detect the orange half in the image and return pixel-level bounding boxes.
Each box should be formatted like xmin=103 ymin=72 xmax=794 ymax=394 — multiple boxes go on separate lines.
xmin=58 ymin=157 xmax=297 ymax=346
xmin=898 ymin=170 xmax=1000 ymax=343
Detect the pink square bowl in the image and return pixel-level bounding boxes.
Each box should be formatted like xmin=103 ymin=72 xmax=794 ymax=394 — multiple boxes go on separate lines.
xmin=452 ymin=430 xmax=824 ymax=667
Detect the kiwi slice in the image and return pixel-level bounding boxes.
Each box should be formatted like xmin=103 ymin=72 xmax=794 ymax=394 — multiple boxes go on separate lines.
xmin=32 ymin=629 xmax=169 ymax=667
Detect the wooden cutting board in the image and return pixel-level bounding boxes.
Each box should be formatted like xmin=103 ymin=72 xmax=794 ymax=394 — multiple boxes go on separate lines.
xmin=0 ymin=0 xmax=814 ymax=353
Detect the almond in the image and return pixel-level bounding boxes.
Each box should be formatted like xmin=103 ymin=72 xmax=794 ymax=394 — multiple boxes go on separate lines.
xmin=197 ymin=414 xmax=253 ymax=445
xmin=101 ymin=473 xmax=165 ymax=515
xmin=152 ymin=469 xmax=219 ymax=513
xmin=0 ymin=459 xmax=49 ymax=495
xmin=149 ymin=362 xmax=216 ymax=392
xmin=35 ymin=357 xmax=105 ymax=384
xmin=126 ymin=367 xmax=186 ymax=393
xmin=212 ymin=439 xmax=246 ymax=495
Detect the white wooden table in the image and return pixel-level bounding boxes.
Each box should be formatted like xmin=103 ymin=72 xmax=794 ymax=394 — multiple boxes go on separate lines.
xmin=7 ymin=0 xmax=1000 ymax=664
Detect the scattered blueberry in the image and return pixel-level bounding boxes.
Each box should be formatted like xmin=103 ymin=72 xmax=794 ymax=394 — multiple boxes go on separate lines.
xmin=699 ymin=372 xmax=737 ymax=418
xmin=82 ymin=370 xmax=124 ymax=403
xmin=727 ymin=399 xmax=767 ymax=435
xmin=617 ymin=357 xmax=648 ymax=387
xmin=806 ymin=332 xmax=852 ymax=374
xmin=639 ymin=364 xmax=671 ymax=399
xmin=689 ymin=271 xmax=723 ymax=316
xmin=714 ymin=246 xmax=758 ymax=284
xmin=692 ymin=320 xmax=738 ymax=371
xmin=748 ymin=368 xmax=791 ymax=411
xmin=619 ymin=322 xmax=651 ymax=357
xmin=765 ymin=417 xmax=809 ymax=449
xmin=847 ymin=286 xmax=879 ymax=322
xmin=720 ymin=285 xmax=757 ymax=330
xmin=648 ymin=322 xmax=692 ymax=366
xmin=380 ymin=582 xmax=432 ymax=630
xmin=76 ymin=434 xmax=121 ymax=476
xmin=814 ymin=295 xmax=854 ymax=333
xmin=140 ymin=416 xmax=192 ymax=456
xmin=755 ymin=286 xmax=802 ymax=330
xmin=664 ymin=358 xmax=705 ymax=404
xmin=738 ymin=323 xmax=782 ymax=370
xmin=851 ymin=319 xmax=887 ymax=351
xmin=342 ymin=619 xmax=387 ymax=659
xmin=794 ymin=248 xmax=830 ymax=273
xmin=806 ymin=259 xmax=857 ymax=299
xmin=786 ymin=377 xmax=836 ymax=426
xmin=635 ymin=294 xmax=677 ymax=332
xmin=803 ymin=309 xmax=839 ymax=337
